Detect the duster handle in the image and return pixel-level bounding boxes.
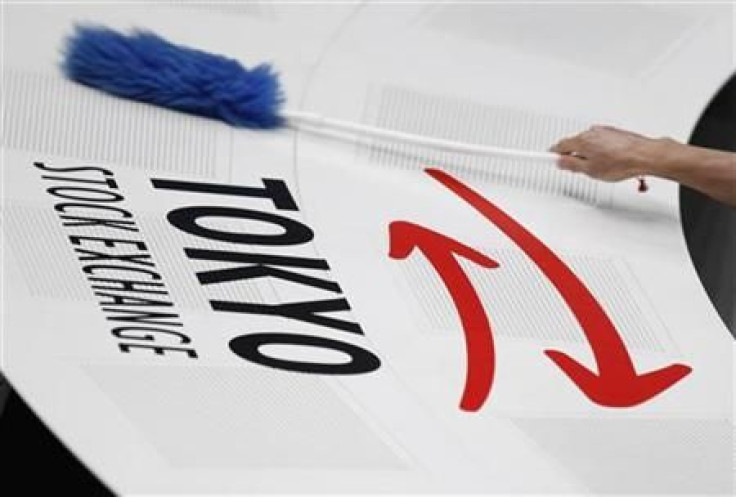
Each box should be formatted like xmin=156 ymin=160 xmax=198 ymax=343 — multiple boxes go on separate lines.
xmin=282 ymin=110 xmax=559 ymax=162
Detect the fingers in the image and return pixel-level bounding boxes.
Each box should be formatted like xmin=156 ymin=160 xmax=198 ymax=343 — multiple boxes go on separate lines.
xmin=550 ymin=125 xmax=599 ymax=155
xmin=551 ymin=126 xmax=608 ymax=157
xmin=550 ymin=134 xmax=588 ymax=172
xmin=551 ymin=131 xmax=591 ymax=172
xmin=550 ymin=136 xmax=584 ymax=156
xmin=556 ymin=154 xmax=587 ymax=173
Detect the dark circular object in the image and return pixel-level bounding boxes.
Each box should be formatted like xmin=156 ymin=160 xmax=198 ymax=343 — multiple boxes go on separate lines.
xmin=680 ymin=72 xmax=736 ymax=339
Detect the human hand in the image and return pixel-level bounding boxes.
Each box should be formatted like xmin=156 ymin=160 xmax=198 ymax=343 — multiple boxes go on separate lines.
xmin=550 ymin=125 xmax=666 ymax=182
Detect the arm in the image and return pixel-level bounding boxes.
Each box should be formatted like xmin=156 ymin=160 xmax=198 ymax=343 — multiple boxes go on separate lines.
xmin=550 ymin=125 xmax=736 ymax=208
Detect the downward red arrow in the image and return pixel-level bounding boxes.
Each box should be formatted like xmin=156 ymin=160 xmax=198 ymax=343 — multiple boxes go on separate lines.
xmin=425 ymin=168 xmax=692 ymax=408
xmin=389 ymin=221 xmax=498 ymax=411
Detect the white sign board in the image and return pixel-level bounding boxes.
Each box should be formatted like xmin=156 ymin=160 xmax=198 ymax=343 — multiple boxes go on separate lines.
xmin=2 ymin=3 xmax=733 ymax=495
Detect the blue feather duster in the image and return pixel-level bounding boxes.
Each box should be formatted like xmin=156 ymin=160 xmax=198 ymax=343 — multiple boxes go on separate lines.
xmin=63 ymin=25 xmax=285 ymax=128
xmin=60 ymin=25 xmax=566 ymax=165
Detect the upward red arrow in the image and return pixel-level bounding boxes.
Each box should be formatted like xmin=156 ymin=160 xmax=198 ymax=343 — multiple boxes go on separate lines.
xmin=389 ymin=221 xmax=498 ymax=411
xmin=425 ymin=168 xmax=692 ymax=408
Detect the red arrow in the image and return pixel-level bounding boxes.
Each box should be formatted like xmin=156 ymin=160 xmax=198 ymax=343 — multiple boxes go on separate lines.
xmin=425 ymin=167 xmax=692 ymax=408
xmin=389 ymin=221 xmax=499 ymax=411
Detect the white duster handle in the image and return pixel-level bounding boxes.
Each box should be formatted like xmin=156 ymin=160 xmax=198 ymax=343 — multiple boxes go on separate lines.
xmin=283 ymin=110 xmax=560 ymax=162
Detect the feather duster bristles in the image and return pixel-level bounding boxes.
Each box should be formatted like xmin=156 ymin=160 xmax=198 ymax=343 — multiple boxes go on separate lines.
xmin=63 ymin=25 xmax=285 ymax=128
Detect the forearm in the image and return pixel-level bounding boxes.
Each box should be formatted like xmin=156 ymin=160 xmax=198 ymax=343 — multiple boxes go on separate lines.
xmin=646 ymin=139 xmax=736 ymax=208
